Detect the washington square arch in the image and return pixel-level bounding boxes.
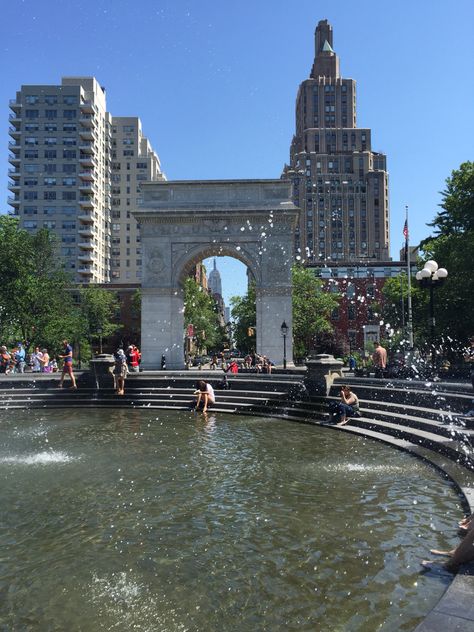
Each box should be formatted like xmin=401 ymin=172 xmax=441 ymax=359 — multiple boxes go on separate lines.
xmin=133 ymin=179 xmax=299 ymax=370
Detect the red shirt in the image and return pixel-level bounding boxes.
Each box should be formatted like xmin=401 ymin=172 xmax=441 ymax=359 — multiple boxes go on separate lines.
xmin=130 ymin=349 xmax=140 ymax=367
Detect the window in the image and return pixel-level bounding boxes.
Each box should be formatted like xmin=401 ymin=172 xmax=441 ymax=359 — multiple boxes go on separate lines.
xmin=45 ymin=95 xmax=58 ymax=105
xmin=136 ymin=162 xmax=147 ymax=169
xmin=25 ymin=137 xmax=38 ymax=146
xmin=348 ymin=305 xmax=356 ymax=321
xmin=63 ymin=110 xmax=77 ymax=119
xmin=61 ymin=235 xmax=76 ymax=243
xmin=62 ymin=221 xmax=76 ymax=230
xmin=44 ymin=150 xmax=57 ymax=159
xmin=43 ymin=207 xmax=56 ymax=215
xmin=25 ymin=163 xmax=40 ymax=173
xmin=44 ymin=123 xmax=57 ymax=132
xmin=123 ymin=139 xmax=134 ymax=145
xmin=44 ymin=191 xmax=56 ymax=200
xmin=25 ymin=123 xmax=39 ymax=132
xmin=366 ymin=284 xmax=375 ymax=298
xmin=25 ymin=95 xmax=39 ymax=104
xmin=62 ymin=191 xmax=76 ymax=200
xmin=63 ymin=150 xmax=76 ymax=159
xmin=63 ymin=123 xmax=76 ymax=132
xmin=112 ymin=224 xmax=120 ymax=231
xmin=24 ymin=206 xmax=37 ymax=215
xmin=43 ymin=221 xmax=56 ymax=229
xmin=61 ymin=246 xmax=76 ymax=256
xmin=122 ymin=125 xmax=135 ymax=133
xmin=63 ymin=137 xmax=76 ymax=146
xmin=24 ymin=191 xmax=38 ymax=200
xmin=23 ymin=221 xmax=37 ymax=229
xmin=123 ymin=150 xmax=134 ymax=157
xmin=63 ymin=96 xmax=77 ymax=105
xmin=24 ymin=177 xmax=38 ymax=186
xmin=44 ymin=177 xmax=57 ymax=186
xmin=25 ymin=150 xmax=39 ymax=159
xmin=25 ymin=109 xmax=39 ymax=118
xmin=44 ymin=109 xmax=57 ymax=119
xmin=44 ymin=137 xmax=57 ymax=145
xmin=62 ymin=177 xmax=76 ymax=186
xmin=63 ymin=164 xmax=76 ymax=173
xmin=62 ymin=206 xmax=75 ymax=215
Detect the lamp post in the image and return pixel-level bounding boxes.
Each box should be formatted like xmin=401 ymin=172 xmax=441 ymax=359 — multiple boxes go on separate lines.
xmin=97 ymin=327 xmax=103 ymax=355
xmin=281 ymin=321 xmax=288 ymax=370
xmin=415 ymin=260 xmax=448 ymax=370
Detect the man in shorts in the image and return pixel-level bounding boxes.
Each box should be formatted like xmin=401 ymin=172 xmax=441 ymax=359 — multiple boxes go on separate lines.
xmin=59 ymin=339 xmax=77 ymax=389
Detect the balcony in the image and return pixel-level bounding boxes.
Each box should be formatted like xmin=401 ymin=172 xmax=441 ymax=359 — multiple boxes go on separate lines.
xmin=8 ymin=183 xmax=20 ymax=192
xmin=7 ymin=196 xmax=20 ymax=206
xmin=8 ymin=141 xmax=21 ymax=153
xmin=78 ymin=227 xmax=94 ymax=238
xmin=8 ymin=126 xmax=21 ymax=138
xmin=78 ymin=240 xmax=94 ymax=250
xmin=8 ymin=168 xmax=21 ymax=179
xmin=79 ymin=128 xmax=94 ymax=141
xmin=78 ymin=211 xmax=94 ymax=224
xmin=79 ymin=142 xmax=93 ymax=153
xmin=78 ymin=253 xmax=93 ymax=263
xmin=77 ymin=267 xmax=94 ymax=276
xmin=79 ymin=114 xmax=95 ymax=127
xmin=79 ymin=182 xmax=97 ymax=195
xmin=8 ymin=155 xmax=20 ymax=165
xmin=9 ymin=99 xmax=22 ymax=111
xmin=79 ymin=196 xmax=94 ymax=208
xmin=80 ymin=101 xmax=94 ymax=114
xmin=79 ymin=154 xmax=96 ymax=167
xmin=78 ymin=170 xmax=95 ymax=181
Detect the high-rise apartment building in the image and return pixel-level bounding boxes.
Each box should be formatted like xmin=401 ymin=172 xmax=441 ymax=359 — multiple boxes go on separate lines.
xmin=7 ymin=77 xmax=164 ymax=283
xmin=110 ymin=117 xmax=164 ymax=282
xmin=283 ymin=20 xmax=390 ymax=262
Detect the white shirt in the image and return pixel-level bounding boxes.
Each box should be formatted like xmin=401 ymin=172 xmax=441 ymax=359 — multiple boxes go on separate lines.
xmin=206 ymin=383 xmax=215 ymax=403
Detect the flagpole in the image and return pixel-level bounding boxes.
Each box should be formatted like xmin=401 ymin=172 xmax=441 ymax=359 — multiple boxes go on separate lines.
xmin=405 ymin=205 xmax=414 ymax=348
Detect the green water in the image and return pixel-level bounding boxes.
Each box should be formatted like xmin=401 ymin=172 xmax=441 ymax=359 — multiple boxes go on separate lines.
xmin=0 ymin=408 xmax=463 ymax=631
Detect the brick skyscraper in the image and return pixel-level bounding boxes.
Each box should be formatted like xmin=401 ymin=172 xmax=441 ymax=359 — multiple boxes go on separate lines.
xmin=284 ymin=19 xmax=390 ymax=262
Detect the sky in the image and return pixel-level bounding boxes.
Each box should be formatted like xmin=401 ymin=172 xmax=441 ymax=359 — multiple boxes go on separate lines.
xmin=1 ymin=0 xmax=473 ymax=306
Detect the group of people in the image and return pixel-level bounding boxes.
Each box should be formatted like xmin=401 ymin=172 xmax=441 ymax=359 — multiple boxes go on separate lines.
xmin=243 ymin=353 xmax=273 ymax=374
xmin=0 ymin=343 xmax=58 ymax=374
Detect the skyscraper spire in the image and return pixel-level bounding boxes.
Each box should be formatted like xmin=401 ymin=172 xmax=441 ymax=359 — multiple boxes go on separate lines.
xmin=311 ymin=19 xmax=340 ymax=79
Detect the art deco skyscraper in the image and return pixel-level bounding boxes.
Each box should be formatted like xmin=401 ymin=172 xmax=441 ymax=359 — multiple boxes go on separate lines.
xmin=284 ymin=20 xmax=390 ymax=262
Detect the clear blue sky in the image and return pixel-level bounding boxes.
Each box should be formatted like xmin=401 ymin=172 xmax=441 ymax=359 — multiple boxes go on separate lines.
xmin=1 ymin=0 xmax=473 ymax=305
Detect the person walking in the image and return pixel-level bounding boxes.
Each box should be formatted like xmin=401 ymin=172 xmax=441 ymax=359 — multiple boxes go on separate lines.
xmin=372 ymin=342 xmax=387 ymax=378
xmin=14 ymin=343 xmax=26 ymax=373
xmin=59 ymin=339 xmax=77 ymax=389
xmin=127 ymin=345 xmax=140 ymax=373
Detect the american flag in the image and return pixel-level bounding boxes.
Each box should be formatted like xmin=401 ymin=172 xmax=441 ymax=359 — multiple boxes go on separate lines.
xmin=403 ymin=219 xmax=409 ymax=240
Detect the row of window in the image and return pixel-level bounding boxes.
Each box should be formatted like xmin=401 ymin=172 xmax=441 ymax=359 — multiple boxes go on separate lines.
xmin=22 ymin=95 xmax=79 ymax=105
xmin=23 ymin=124 xmax=79 ymax=132
xmin=25 ymin=109 xmax=79 ymax=119
xmin=23 ymin=178 xmax=77 ymax=186
xmin=25 ymin=163 xmax=77 ymax=173
xmin=25 ymin=191 xmax=77 ymax=200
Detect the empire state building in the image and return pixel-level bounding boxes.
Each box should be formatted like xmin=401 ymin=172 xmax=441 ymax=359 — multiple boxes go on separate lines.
xmin=284 ymin=19 xmax=390 ymax=262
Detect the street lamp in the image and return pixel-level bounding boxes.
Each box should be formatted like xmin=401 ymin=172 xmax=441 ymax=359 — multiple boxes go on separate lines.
xmin=281 ymin=320 xmax=289 ymax=370
xmin=97 ymin=327 xmax=103 ymax=355
xmin=415 ymin=260 xmax=448 ymax=370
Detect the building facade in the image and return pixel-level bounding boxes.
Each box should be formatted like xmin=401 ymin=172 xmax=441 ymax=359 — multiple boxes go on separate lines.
xmin=283 ymin=20 xmax=390 ymax=263
xmin=310 ymin=260 xmax=409 ymax=351
xmin=8 ymin=77 xmax=164 ymax=284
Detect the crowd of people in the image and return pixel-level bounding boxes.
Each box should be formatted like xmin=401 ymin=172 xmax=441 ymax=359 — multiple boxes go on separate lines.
xmin=0 ymin=343 xmax=58 ymax=374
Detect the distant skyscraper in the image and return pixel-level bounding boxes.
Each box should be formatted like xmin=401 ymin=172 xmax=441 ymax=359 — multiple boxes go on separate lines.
xmin=283 ymin=19 xmax=390 ymax=262
xmin=7 ymin=76 xmax=165 ymax=283
xmin=207 ymin=258 xmax=222 ymax=297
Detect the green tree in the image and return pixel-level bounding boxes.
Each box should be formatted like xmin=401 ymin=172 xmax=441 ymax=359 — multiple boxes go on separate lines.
xmin=418 ymin=162 xmax=474 ymax=344
xmin=183 ymin=278 xmax=223 ymax=353
xmin=292 ymin=265 xmax=339 ymax=360
xmin=77 ymin=286 xmax=122 ymax=350
xmin=230 ymin=283 xmax=256 ymax=354
xmin=0 ymin=217 xmax=76 ymax=352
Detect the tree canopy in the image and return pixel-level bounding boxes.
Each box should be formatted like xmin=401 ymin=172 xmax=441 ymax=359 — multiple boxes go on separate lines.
xmin=183 ymin=277 xmax=225 ymax=353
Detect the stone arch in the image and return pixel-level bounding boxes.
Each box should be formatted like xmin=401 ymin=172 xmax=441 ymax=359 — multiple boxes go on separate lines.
xmin=133 ymin=180 xmax=299 ymax=369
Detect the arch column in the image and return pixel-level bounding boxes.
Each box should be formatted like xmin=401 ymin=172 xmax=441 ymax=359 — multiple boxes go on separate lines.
xmin=256 ymin=286 xmax=293 ymax=367
xmin=141 ymin=286 xmax=185 ymax=370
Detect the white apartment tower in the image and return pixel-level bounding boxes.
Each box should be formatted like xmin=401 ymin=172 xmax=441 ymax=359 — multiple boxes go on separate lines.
xmin=7 ymin=77 xmax=164 ymax=283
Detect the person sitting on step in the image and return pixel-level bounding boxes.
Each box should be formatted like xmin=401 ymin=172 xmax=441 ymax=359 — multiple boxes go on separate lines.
xmin=328 ymin=385 xmax=360 ymax=426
